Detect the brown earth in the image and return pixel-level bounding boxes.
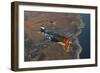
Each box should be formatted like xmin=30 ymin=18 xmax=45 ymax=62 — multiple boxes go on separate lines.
xmin=24 ymin=11 xmax=83 ymax=61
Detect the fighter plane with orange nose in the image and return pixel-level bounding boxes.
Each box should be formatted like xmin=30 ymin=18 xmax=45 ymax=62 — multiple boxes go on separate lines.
xmin=40 ymin=26 xmax=72 ymax=52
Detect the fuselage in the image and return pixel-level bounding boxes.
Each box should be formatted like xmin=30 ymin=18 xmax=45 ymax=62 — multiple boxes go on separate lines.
xmin=40 ymin=27 xmax=72 ymax=47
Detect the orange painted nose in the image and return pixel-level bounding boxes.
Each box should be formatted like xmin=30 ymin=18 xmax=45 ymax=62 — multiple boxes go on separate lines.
xmin=64 ymin=38 xmax=71 ymax=47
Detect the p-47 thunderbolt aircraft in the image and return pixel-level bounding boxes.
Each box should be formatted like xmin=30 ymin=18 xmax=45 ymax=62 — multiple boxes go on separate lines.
xmin=40 ymin=27 xmax=72 ymax=52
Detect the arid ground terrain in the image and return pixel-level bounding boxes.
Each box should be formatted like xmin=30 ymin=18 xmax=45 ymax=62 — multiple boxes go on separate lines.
xmin=24 ymin=11 xmax=85 ymax=61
